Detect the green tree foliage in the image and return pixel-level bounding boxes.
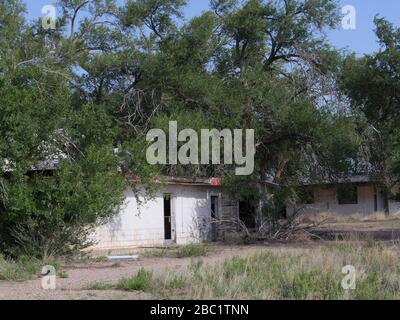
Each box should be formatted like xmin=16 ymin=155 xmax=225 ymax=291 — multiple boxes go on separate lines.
xmin=0 ymin=0 xmax=364 ymax=257
xmin=119 ymin=0 xmax=359 ymax=213
xmin=340 ymin=17 xmax=400 ymax=191
xmin=118 ymin=0 xmax=358 ymax=182
xmin=51 ymin=0 xmax=358 ymax=185
xmin=0 ymin=0 xmax=126 ymax=258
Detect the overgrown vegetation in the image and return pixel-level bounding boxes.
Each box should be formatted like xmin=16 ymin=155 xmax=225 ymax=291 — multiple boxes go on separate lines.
xmin=0 ymin=0 xmax=127 ymax=259
xmin=0 ymin=255 xmax=39 ymax=281
xmin=0 ymin=254 xmax=67 ymax=282
xmin=1 ymin=0 xmax=400 ymax=261
xmin=174 ymin=244 xmax=400 ymax=299
xmin=341 ymin=17 xmax=400 ymax=192
xmin=0 ymin=0 xmax=363 ymax=259
xmin=85 ymin=243 xmax=400 ymax=300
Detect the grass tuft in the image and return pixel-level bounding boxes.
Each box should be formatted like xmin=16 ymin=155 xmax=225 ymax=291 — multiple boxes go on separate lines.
xmin=175 ymin=245 xmax=208 ymax=258
xmin=0 ymin=255 xmax=39 ymax=281
xmin=85 ymin=282 xmax=114 ymax=291
xmin=117 ymin=268 xmax=153 ymax=292
xmin=142 ymin=248 xmax=172 ymax=258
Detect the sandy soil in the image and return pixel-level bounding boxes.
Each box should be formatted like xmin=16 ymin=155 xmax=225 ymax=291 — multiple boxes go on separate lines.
xmin=0 ymin=244 xmax=322 ymax=300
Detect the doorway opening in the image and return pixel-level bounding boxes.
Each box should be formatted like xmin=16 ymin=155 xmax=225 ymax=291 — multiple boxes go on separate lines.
xmin=210 ymin=196 xmax=220 ymax=242
xmin=374 ymin=187 xmax=389 ymax=214
xmin=239 ymin=200 xmax=256 ymax=230
xmin=164 ymin=195 xmax=172 ymax=241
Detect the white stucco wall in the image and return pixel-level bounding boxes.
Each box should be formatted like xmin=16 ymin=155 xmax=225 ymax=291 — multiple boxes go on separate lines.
xmin=389 ymin=185 xmax=400 ymax=215
xmin=287 ymin=184 xmax=379 ymax=216
xmin=92 ymin=185 xmax=223 ymax=250
xmin=389 ymin=201 xmax=400 ymax=215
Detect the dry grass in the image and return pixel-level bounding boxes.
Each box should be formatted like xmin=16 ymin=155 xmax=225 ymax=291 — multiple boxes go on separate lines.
xmin=89 ymin=242 xmax=400 ymax=300
xmin=0 ymin=255 xmax=65 ymax=282
xmin=143 ymin=245 xmax=208 ymax=259
xmin=148 ymin=242 xmax=400 ymax=300
xmin=300 ymin=212 xmax=400 ymax=224
xmin=0 ymin=255 xmax=39 ymax=281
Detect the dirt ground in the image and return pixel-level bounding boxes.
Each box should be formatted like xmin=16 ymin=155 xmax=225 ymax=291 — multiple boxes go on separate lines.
xmin=2 ymin=219 xmax=400 ymax=300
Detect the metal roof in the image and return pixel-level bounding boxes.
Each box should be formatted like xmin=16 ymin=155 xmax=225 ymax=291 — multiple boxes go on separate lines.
xmin=126 ymin=173 xmax=222 ymax=187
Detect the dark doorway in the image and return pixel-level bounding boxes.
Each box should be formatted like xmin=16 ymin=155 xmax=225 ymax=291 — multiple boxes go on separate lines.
xmin=164 ymin=195 xmax=172 ymax=240
xmin=375 ymin=187 xmax=389 ymax=214
xmin=211 ymin=196 xmax=219 ymax=241
xmin=239 ymin=200 xmax=256 ymax=229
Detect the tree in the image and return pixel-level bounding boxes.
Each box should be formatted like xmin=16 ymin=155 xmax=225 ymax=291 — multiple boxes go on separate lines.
xmin=340 ymin=16 xmax=400 ymax=197
xmin=117 ymin=0 xmax=359 ymax=220
xmin=56 ymin=0 xmax=360 ymax=218
xmin=0 ymin=0 xmax=363 ymax=258
xmin=0 ymin=0 xmax=126 ymax=259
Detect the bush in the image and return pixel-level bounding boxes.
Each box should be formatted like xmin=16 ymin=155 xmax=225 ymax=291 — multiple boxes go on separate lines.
xmin=0 ymin=147 xmax=127 ymax=260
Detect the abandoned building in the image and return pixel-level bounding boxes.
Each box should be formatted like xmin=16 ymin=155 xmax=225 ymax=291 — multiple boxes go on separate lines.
xmin=286 ymin=175 xmax=400 ymax=216
xmin=93 ymin=173 xmax=400 ymax=250
xmin=92 ymin=176 xmax=239 ymax=250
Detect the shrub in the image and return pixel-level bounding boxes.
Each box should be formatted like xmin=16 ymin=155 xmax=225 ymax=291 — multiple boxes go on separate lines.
xmin=0 ymin=148 xmax=127 ymax=260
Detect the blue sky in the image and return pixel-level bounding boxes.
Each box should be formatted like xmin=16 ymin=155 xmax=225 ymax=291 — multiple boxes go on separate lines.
xmin=24 ymin=0 xmax=400 ymax=55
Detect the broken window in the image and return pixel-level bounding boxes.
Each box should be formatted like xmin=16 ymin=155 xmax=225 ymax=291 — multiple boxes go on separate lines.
xmin=297 ymin=187 xmax=315 ymax=205
xmin=337 ymin=185 xmax=358 ymax=205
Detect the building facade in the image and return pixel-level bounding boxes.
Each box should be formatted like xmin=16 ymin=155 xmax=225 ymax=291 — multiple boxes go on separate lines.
xmin=92 ymin=177 xmax=239 ymax=250
xmin=287 ymin=176 xmax=400 ymax=217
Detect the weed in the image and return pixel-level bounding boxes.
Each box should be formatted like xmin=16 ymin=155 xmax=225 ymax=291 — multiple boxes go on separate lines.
xmin=0 ymin=255 xmax=39 ymax=281
xmin=85 ymin=282 xmax=114 ymax=291
xmin=175 ymin=245 xmax=208 ymax=258
xmin=117 ymin=268 xmax=153 ymax=292
xmin=133 ymin=245 xmax=400 ymax=300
